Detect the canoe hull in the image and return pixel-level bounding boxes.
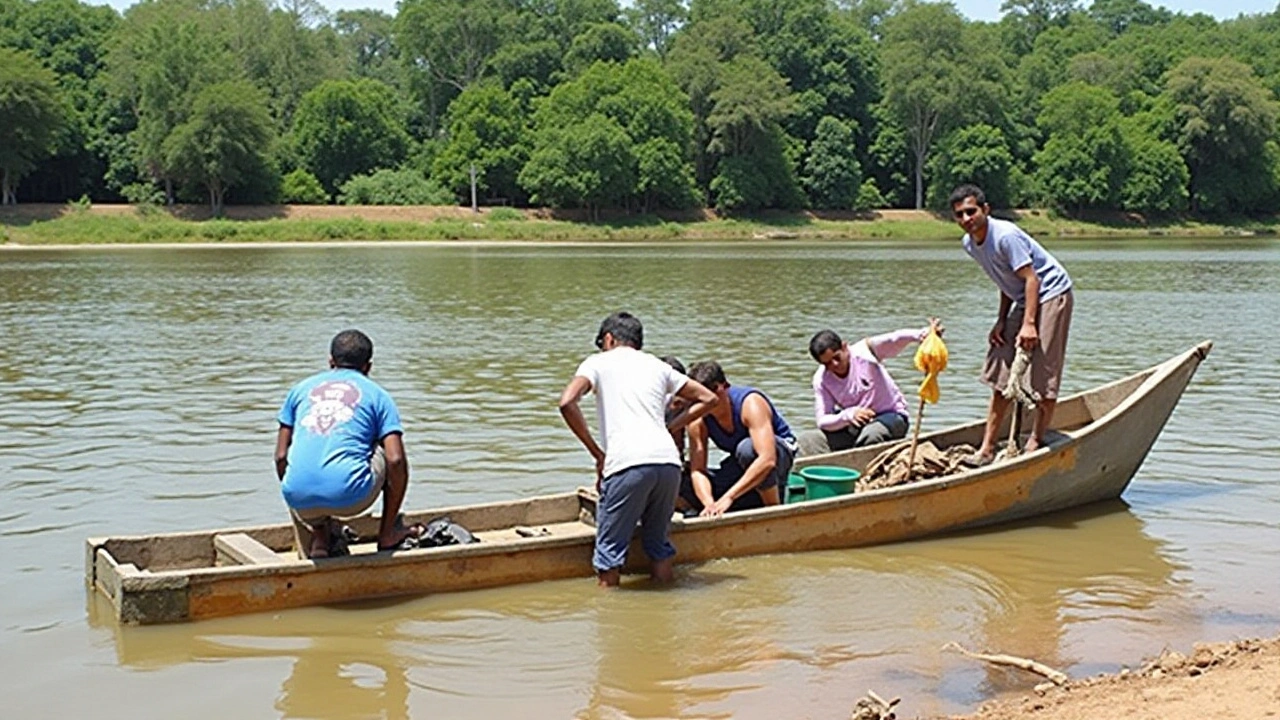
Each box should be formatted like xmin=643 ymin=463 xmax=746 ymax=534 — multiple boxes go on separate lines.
xmin=88 ymin=342 xmax=1211 ymax=624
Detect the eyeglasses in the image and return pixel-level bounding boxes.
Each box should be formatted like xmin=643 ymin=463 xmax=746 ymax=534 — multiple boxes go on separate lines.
xmin=953 ymin=207 xmax=981 ymax=219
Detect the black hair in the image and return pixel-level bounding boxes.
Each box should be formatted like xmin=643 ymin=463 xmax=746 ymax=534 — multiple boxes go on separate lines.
xmin=949 ymin=183 xmax=987 ymax=207
xmin=687 ymin=360 xmax=727 ymax=391
xmin=808 ymin=329 xmax=843 ymax=361
xmin=595 ymin=312 xmax=643 ymax=350
xmin=330 ymin=329 xmax=373 ymax=369
xmin=660 ymin=355 xmax=685 ymax=374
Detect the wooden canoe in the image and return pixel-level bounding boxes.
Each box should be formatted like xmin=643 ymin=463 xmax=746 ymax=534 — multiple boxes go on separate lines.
xmin=86 ymin=341 xmax=1211 ymax=625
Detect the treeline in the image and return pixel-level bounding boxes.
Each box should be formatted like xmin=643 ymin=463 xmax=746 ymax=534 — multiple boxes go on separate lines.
xmin=3 ymin=0 xmax=1280 ymax=217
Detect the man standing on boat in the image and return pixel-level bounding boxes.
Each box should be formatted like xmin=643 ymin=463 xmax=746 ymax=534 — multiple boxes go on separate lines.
xmin=797 ymin=321 xmax=942 ymax=457
xmin=275 ymin=329 xmax=421 ymax=558
xmin=559 ymin=312 xmax=718 ymax=587
xmin=950 ymin=183 xmax=1074 ymax=463
xmin=684 ymin=361 xmax=799 ymax=516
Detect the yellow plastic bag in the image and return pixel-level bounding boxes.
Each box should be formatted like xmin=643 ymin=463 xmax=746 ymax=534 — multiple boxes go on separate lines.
xmin=914 ymin=327 xmax=948 ymax=404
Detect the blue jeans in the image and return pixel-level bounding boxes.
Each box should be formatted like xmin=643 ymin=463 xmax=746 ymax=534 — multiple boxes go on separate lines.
xmin=593 ymin=463 xmax=680 ymax=572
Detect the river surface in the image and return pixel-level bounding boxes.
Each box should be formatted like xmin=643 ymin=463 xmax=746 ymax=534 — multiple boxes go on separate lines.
xmin=1 ymin=239 xmax=1278 ymax=719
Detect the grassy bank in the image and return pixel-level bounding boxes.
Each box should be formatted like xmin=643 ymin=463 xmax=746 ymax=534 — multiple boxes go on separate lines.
xmin=3 ymin=204 xmax=1278 ymax=245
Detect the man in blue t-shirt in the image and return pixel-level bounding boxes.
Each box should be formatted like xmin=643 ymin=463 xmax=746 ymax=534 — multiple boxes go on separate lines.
xmin=684 ymin=361 xmax=798 ymax=516
xmin=950 ymin=184 xmax=1075 ymax=464
xmin=275 ymin=329 xmax=421 ymax=557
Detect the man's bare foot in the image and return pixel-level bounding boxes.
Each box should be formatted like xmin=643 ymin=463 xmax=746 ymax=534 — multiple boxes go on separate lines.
xmin=650 ymin=558 xmax=674 ymax=583
xmin=1024 ymin=437 xmax=1045 ymax=453
xmin=597 ymin=568 xmax=621 ymax=587
xmin=308 ymin=519 xmax=331 ymax=559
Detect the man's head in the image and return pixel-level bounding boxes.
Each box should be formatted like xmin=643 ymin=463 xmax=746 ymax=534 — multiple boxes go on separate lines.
xmin=949 ymin=184 xmax=990 ymax=238
xmin=661 ymin=356 xmax=687 ymax=410
xmin=809 ymin=329 xmax=851 ymax=378
xmin=329 ymin=329 xmax=374 ymax=373
xmin=687 ymin=361 xmax=729 ymax=396
xmin=595 ymin=312 xmax=643 ymax=351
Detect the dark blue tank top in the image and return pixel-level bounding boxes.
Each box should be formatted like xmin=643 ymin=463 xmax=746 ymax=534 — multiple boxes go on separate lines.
xmin=705 ymin=386 xmax=795 ymax=451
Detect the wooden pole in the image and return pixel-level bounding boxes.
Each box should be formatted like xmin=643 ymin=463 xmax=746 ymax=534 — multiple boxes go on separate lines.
xmin=905 ymin=395 xmax=927 ymax=480
xmin=470 ymin=163 xmax=478 ymax=213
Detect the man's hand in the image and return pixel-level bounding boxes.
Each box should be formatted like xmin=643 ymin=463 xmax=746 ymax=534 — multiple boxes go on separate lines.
xmin=1017 ymin=321 xmax=1039 ymax=351
xmin=928 ymin=317 xmax=945 ymax=337
xmin=700 ymin=496 xmax=734 ymax=517
xmin=988 ymin=320 xmax=1006 ymax=347
xmin=844 ymin=406 xmax=877 ymax=426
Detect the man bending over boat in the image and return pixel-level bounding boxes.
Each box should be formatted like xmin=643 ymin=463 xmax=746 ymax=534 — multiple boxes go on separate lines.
xmin=684 ymin=361 xmax=799 ymax=516
xmin=797 ymin=321 xmax=942 ymax=457
xmin=950 ymin=183 xmax=1074 ymax=464
xmin=274 ymin=329 xmax=420 ymax=558
xmin=559 ymin=312 xmax=718 ymax=587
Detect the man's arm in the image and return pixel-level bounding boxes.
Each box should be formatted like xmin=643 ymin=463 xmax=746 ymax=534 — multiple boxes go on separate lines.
xmin=380 ymin=431 xmax=409 ymax=486
xmin=1015 ymin=264 xmax=1041 ymax=351
xmin=814 ymin=381 xmax=852 ymax=432
xmin=990 ymin=292 xmax=1015 ymax=346
xmin=274 ymin=425 xmax=293 ymax=481
xmin=558 ymin=376 xmax=605 ymax=482
xmin=687 ymin=419 xmax=717 ymax=509
xmin=667 ymin=379 xmax=718 ymax=433
xmin=703 ymin=395 xmax=778 ymax=517
xmin=865 ymin=328 xmax=927 ymax=361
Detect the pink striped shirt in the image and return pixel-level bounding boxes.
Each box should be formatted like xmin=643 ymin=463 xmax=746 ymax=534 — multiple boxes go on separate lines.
xmin=812 ymin=327 xmax=927 ymax=431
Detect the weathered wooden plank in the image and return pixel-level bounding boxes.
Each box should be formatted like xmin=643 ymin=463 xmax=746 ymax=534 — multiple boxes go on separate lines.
xmin=215 ymin=533 xmax=289 ymax=566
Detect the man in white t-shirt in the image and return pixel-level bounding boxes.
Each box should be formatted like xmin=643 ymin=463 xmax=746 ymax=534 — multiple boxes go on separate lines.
xmin=560 ymin=311 xmax=721 ymax=586
xmin=558 ymin=312 xmax=718 ymax=587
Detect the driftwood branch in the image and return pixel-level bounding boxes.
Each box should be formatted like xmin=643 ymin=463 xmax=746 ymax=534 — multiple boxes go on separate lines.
xmin=850 ymin=688 xmax=900 ymax=720
xmin=942 ymin=641 xmax=1069 ymax=686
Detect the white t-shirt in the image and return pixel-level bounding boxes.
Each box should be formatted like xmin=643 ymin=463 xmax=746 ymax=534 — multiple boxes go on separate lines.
xmin=574 ymin=346 xmax=688 ymax=478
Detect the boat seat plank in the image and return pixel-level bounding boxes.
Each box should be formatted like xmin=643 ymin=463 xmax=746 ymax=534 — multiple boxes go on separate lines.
xmin=215 ymin=533 xmax=289 ymax=566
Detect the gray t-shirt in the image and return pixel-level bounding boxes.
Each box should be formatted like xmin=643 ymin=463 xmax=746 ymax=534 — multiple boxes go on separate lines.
xmin=963 ymin=217 xmax=1072 ymax=304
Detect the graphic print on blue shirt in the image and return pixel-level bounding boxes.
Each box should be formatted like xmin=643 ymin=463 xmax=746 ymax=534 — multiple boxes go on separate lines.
xmin=278 ymin=369 xmax=403 ymax=511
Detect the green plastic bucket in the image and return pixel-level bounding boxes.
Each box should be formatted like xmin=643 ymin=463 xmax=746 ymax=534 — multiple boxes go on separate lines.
xmin=799 ymin=466 xmax=861 ymax=500
xmin=786 ymin=473 xmax=807 ymax=504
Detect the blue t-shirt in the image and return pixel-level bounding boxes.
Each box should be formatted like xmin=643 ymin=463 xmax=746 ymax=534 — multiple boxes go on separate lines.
xmin=278 ymin=368 xmax=403 ymax=511
xmin=963 ymin=218 xmax=1072 ymax=304
xmin=705 ymin=386 xmax=796 ymax=453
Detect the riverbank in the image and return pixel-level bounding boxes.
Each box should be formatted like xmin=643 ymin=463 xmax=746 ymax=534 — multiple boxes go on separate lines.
xmin=934 ymin=634 xmax=1280 ymax=720
xmin=3 ymin=203 xmax=1278 ymax=245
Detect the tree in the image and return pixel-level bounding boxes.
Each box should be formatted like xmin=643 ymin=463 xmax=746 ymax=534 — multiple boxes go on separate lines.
xmin=929 ymin=124 xmax=1014 ymax=209
xmin=563 ymin=22 xmax=636 ymax=75
xmin=432 ymin=80 xmax=532 ymax=204
xmin=396 ymin=0 xmax=505 ymax=92
xmin=881 ymin=2 xmax=1005 ymax=209
xmin=1031 ymin=82 xmax=1128 ymax=211
xmin=0 ymin=48 xmax=66 ymax=204
xmin=999 ymin=0 xmax=1081 ymax=55
xmin=163 ymin=80 xmax=275 ymax=215
xmin=1087 ymin=0 xmax=1171 ymax=36
xmin=519 ymin=114 xmax=636 ymax=216
xmin=291 ymin=79 xmax=410 ymax=194
xmin=1164 ymin=56 xmax=1280 ymax=214
xmin=626 ymin=0 xmax=687 ymax=59
xmin=802 ymin=116 xmax=861 ymax=209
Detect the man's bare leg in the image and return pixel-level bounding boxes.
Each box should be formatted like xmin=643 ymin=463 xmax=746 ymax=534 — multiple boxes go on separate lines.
xmin=598 ymin=567 xmax=621 ymax=587
xmin=650 ymin=558 xmax=674 ymax=583
xmin=308 ymin=517 xmax=331 ymax=558
xmin=1025 ymin=399 xmax=1057 ymax=453
xmin=376 ymin=471 xmax=411 ymax=549
xmin=975 ymin=392 xmax=1012 ymax=459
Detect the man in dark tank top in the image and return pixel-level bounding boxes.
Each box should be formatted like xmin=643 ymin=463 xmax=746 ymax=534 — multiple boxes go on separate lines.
xmin=682 ymin=361 xmax=799 ymax=516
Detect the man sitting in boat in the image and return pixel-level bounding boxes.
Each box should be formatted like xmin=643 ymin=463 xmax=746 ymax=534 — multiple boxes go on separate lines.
xmin=797 ymin=320 xmax=941 ymax=457
xmin=558 ymin=313 xmax=718 ymax=587
xmin=274 ymin=329 xmax=421 ymax=558
xmin=684 ymin=361 xmax=799 ymax=516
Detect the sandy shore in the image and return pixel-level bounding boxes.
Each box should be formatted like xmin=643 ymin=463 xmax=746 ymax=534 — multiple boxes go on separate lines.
xmin=932 ymin=634 xmax=1280 ymax=720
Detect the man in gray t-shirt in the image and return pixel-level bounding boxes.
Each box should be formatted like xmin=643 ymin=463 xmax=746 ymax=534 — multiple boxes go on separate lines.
xmin=951 ymin=184 xmax=1075 ymax=463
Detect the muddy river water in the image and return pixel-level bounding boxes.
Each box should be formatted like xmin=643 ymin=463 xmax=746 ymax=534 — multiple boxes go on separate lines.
xmin=1 ymin=239 xmax=1277 ymax=719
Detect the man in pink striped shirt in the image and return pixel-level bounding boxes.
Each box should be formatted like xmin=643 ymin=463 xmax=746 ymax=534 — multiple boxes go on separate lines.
xmin=797 ymin=320 xmax=941 ymax=457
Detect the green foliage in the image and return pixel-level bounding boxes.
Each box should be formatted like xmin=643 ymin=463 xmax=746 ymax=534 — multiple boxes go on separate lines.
xmin=520 ymin=58 xmax=698 ymax=212
xmin=432 ymin=81 xmax=531 ymax=205
xmin=163 ymin=80 xmax=276 ymax=215
xmin=291 ymin=79 xmax=410 ymax=194
xmin=929 ymin=124 xmax=1014 ymax=209
xmin=853 ymin=178 xmax=886 ymax=212
xmin=1164 ymin=56 xmax=1280 ymax=214
xmin=337 ymin=168 xmax=454 ymax=205
xmin=803 ymin=116 xmax=862 ymax=210
xmin=0 ymin=47 xmax=67 ymax=204
xmin=563 ymin=22 xmax=636 ymax=75
xmin=486 ymin=206 xmax=524 ymax=221
xmin=625 ymin=0 xmax=687 ymax=59
xmin=280 ymin=168 xmax=328 ymax=204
